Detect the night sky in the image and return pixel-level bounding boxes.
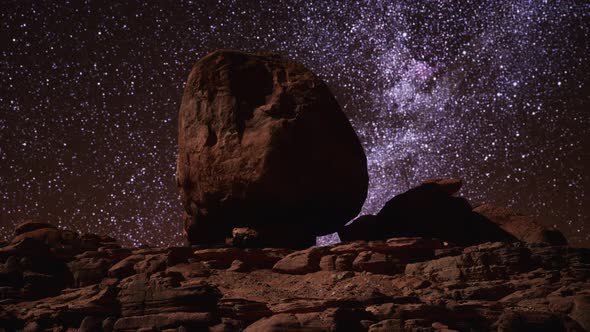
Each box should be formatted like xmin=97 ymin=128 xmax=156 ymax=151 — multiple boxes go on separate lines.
xmin=2 ymin=1 xmax=589 ymax=247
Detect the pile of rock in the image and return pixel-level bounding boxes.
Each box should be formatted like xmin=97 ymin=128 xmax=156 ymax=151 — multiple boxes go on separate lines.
xmin=340 ymin=178 xmax=567 ymax=247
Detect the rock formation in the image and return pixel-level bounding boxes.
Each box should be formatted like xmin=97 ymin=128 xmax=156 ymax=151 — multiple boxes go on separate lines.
xmin=177 ymin=50 xmax=368 ymax=247
xmin=1 ymin=221 xmax=588 ymax=331
xmin=2 ymin=50 xmax=586 ymax=331
xmin=473 ymin=204 xmax=568 ymax=245
xmin=340 ymin=178 xmax=567 ymax=247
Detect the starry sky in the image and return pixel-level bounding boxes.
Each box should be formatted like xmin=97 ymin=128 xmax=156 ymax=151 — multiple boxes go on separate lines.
xmin=2 ymin=1 xmax=589 ymax=247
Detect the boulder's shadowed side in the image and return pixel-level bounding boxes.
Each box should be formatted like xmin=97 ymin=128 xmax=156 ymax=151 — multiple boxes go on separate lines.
xmin=177 ymin=50 xmax=368 ymax=247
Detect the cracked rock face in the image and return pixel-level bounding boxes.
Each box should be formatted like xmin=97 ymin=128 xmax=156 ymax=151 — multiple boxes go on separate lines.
xmin=177 ymin=50 xmax=368 ymax=246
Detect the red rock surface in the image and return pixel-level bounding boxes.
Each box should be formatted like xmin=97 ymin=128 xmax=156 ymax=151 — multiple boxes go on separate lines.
xmin=177 ymin=50 xmax=368 ymax=247
xmin=1 ymin=222 xmax=588 ymax=331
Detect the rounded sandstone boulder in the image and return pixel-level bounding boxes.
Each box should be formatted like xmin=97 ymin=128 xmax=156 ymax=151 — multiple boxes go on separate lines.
xmin=177 ymin=50 xmax=368 ymax=245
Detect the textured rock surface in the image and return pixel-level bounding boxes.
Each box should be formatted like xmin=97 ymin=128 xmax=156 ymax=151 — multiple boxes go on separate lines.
xmin=1 ymin=221 xmax=588 ymax=331
xmin=177 ymin=50 xmax=368 ymax=246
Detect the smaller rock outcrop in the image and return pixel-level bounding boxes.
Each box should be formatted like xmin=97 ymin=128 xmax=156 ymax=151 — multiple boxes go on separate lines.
xmin=0 ymin=220 xmax=123 ymax=302
xmin=473 ymin=203 xmax=568 ymax=245
xmin=14 ymin=219 xmax=57 ymax=236
xmin=339 ymin=178 xmax=567 ymax=247
xmin=421 ymin=178 xmax=463 ymax=195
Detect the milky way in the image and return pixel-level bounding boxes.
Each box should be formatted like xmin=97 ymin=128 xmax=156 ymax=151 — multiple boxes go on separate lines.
xmin=2 ymin=1 xmax=589 ymax=247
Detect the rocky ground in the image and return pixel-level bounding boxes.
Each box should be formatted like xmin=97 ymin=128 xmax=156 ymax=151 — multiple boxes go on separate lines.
xmin=1 ymin=221 xmax=589 ymax=331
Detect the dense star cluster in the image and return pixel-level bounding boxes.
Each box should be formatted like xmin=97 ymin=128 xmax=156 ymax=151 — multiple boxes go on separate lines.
xmin=1 ymin=1 xmax=588 ymax=247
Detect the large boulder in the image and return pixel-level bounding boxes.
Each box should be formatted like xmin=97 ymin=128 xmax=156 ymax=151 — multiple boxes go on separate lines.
xmin=177 ymin=50 xmax=368 ymax=246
